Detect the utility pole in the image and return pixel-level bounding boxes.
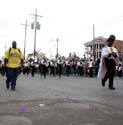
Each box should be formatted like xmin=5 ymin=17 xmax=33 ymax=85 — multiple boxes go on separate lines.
xmin=93 ymin=24 xmax=95 ymax=61
xmin=21 ymin=20 xmax=29 ymax=59
xmin=30 ymin=8 xmax=43 ymax=57
xmin=4 ymin=42 xmax=7 ymax=54
xmin=56 ymin=38 xmax=59 ymax=57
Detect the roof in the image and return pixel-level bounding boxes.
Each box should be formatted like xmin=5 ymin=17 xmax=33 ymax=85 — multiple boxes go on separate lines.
xmin=84 ymin=36 xmax=123 ymax=47
xmin=84 ymin=36 xmax=106 ymax=46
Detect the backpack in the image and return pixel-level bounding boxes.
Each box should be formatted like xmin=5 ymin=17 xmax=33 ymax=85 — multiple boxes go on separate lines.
xmin=9 ymin=47 xmax=20 ymax=55
xmin=5 ymin=47 xmax=21 ymax=63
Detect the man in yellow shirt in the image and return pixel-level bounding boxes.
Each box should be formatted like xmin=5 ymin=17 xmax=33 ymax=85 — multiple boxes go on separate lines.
xmin=4 ymin=41 xmax=23 ymax=90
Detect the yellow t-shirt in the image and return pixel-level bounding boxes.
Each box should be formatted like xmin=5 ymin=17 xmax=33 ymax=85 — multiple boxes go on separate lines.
xmin=5 ymin=48 xmax=23 ymax=68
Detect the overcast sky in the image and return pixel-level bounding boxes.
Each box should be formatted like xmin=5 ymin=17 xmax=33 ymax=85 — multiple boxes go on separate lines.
xmin=0 ymin=0 xmax=123 ymax=58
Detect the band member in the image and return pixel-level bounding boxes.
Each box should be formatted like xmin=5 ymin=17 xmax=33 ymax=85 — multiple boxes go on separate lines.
xmin=42 ymin=57 xmax=47 ymax=79
xmin=39 ymin=56 xmax=43 ymax=78
xmin=88 ymin=59 xmax=94 ymax=77
xmin=57 ymin=58 xmax=63 ymax=78
xmin=30 ymin=60 xmax=35 ymax=77
xmin=50 ymin=60 xmax=55 ymax=77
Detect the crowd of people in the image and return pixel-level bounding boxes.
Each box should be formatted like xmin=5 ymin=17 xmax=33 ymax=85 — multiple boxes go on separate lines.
xmin=0 ymin=54 xmax=99 ymax=78
xmin=1 ymin=53 xmax=123 ymax=79
xmin=0 ymin=35 xmax=123 ymax=91
xmin=19 ymin=56 xmax=101 ymax=78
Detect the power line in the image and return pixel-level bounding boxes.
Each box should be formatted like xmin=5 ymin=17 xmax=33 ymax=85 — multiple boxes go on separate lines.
xmin=95 ymin=15 xmax=123 ymax=28
xmin=102 ymin=15 xmax=123 ymax=24
xmin=81 ymin=14 xmax=123 ymax=32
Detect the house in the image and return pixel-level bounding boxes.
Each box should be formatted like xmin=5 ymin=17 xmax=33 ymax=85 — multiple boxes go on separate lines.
xmin=84 ymin=36 xmax=123 ymax=61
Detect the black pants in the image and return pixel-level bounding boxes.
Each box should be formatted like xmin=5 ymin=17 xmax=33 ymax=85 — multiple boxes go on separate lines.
xmin=6 ymin=67 xmax=20 ymax=89
xmin=42 ymin=65 xmax=47 ymax=78
xmin=58 ymin=65 xmax=62 ymax=78
xmin=103 ymin=72 xmax=114 ymax=88
xmin=89 ymin=67 xmax=93 ymax=77
xmin=50 ymin=66 xmax=55 ymax=76
xmin=103 ymin=58 xmax=116 ymax=88
xmin=31 ymin=66 xmax=35 ymax=77
xmin=66 ymin=66 xmax=70 ymax=76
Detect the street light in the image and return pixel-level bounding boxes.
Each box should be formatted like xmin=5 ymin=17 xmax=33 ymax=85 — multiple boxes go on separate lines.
xmin=93 ymin=24 xmax=95 ymax=61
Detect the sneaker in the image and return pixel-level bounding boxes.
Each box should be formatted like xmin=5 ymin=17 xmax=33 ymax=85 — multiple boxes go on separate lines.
xmin=109 ymin=87 xmax=115 ymax=90
xmin=101 ymin=80 xmax=105 ymax=87
xmin=11 ymin=88 xmax=16 ymax=91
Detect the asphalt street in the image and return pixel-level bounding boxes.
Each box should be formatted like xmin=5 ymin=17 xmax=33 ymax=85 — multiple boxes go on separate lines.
xmin=0 ymin=74 xmax=123 ymax=125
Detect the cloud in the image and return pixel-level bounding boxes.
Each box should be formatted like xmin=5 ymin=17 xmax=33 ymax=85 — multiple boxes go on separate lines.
xmin=0 ymin=0 xmax=123 ymax=58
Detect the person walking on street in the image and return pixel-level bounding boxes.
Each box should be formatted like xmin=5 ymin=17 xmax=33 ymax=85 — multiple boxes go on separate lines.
xmin=88 ymin=59 xmax=94 ymax=77
xmin=42 ymin=57 xmax=47 ymax=79
xmin=57 ymin=58 xmax=63 ymax=78
xmin=4 ymin=41 xmax=23 ymax=90
xmin=97 ymin=35 xmax=119 ymax=90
